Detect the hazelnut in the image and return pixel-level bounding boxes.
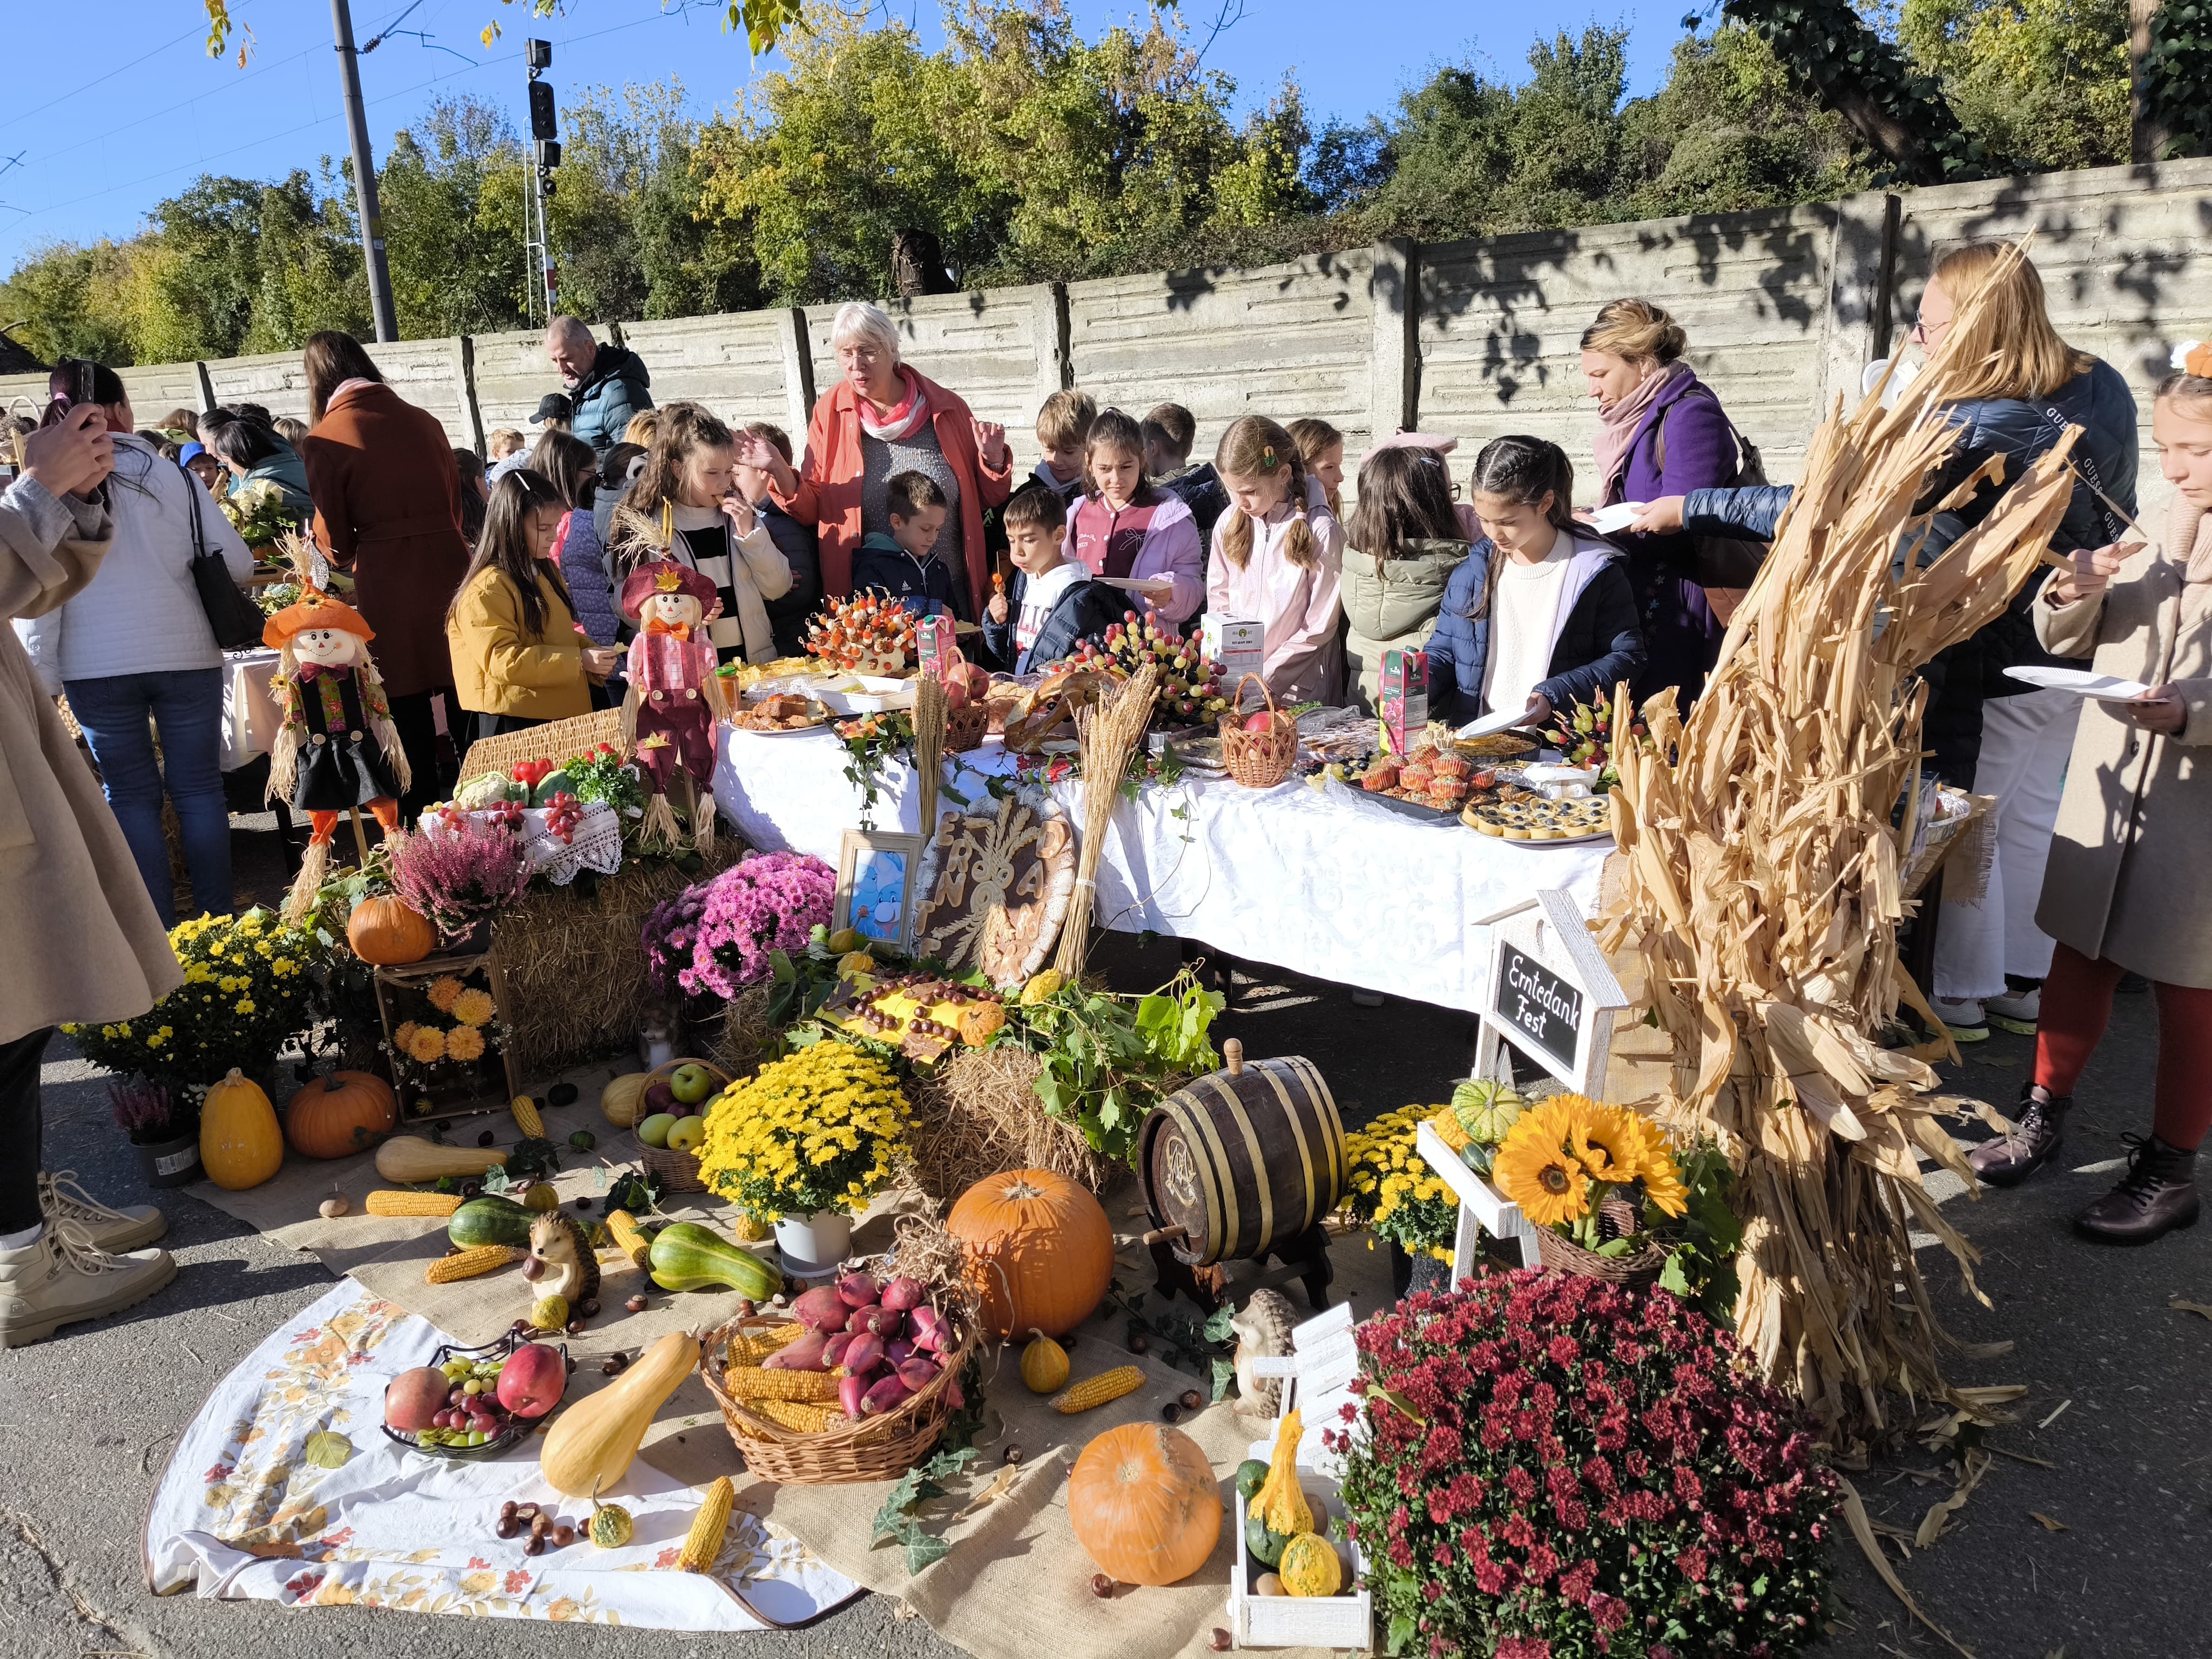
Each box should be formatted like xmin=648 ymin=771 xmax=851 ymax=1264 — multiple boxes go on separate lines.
xmin=1090 ymin=1573 xmax=1115 ymax=1599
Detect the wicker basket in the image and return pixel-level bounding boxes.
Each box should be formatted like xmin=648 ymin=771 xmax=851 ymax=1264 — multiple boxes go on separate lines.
xmin=1533 ymin=1197 xmax=1670 ymax=1289
xmin=945 ymin=700 xmax=991 ymax=754
xmin=628 ymin=1056 xmax=733 ymax=1194
xmin=457 ymin=708 xmax=627 ymax=786
xmin=701 ymin=1311 xmax=976 ymax=1484
xmin=1218 ymin=673 xmax=1296 ymax=790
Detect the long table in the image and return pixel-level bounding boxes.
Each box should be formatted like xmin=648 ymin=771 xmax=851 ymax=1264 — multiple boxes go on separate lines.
xmin=711 ymin=724 xmax=1608 ymax=1013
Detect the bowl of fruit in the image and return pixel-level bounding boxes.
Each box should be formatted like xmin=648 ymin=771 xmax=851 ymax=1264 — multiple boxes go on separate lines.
xmin=381 ymin=1330 xmax=571 ymax=1460
xmin=1067 ymin=612 xmax=1229 ymax=732
xmin=629 ymin=1057 xmax=731 ymax=1193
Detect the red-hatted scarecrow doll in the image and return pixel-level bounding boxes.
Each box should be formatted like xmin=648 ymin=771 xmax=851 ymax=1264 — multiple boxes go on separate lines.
xmin=264 ymin=584 xmax=410 ymax=922
xmin=618 ymin=559 xmax=730 ymax=849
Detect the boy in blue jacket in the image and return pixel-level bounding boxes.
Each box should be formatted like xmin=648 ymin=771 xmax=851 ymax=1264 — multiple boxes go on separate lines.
xmin=853 ymin=471 xmax=967 ymax=621
xmin=981 ymin=485 xmax=1124 ymax=674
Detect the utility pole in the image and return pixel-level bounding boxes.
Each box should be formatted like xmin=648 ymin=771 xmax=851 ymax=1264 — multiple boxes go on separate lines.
xmin=525 ymin=41 xmax=559 ymax=325
xmin=331 ymin=0 xmax=399 ymax=342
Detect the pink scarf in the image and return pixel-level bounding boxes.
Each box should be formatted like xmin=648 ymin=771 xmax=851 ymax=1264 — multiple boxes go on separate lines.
xmin=855 ymin=366 xmax=930 ymax=443
xmin=1593 ymin=360 xmax=1692 ymax=503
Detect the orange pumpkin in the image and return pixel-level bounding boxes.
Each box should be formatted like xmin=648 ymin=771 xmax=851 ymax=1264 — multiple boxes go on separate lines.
xmin=285 ymin=1070 xmax=399 ymax=1159
xmin=945 ymin=1169 xmax=1112 ymax=1338
xmin=347 ymin=895 xmax=435 ymax=965
xmin=1068 ymin=1423 xmax=1222 ymax=1587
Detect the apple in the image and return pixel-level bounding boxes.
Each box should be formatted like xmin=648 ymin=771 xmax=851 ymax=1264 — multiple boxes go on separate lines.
xmin=638 ymin=1111 xmax=677 ymax=1149
xmin=666 ymin=1115 xmax=706 ymax=1154
xmin=384 ymin=1366 xmax=452 ymax=1432
xmin=668 ymin=1064 xmax=713 ymax=1107
xmin=643 ymin=1082 xmax=676 ymax=1116
xmin=495 ymin=1341 xmax=568 ymax=1418
xmin=1243 ymin=711 xmax=1282 ymax=735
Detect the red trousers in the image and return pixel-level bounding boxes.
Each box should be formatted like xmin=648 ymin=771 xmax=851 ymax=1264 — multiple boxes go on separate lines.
xmin=2034 ymin=943 xmax=2212 ymax=1151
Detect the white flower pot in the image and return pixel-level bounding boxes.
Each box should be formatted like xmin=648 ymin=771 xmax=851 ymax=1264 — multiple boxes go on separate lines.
xmin=773 ymin=1211 xmax=851 ymax=1278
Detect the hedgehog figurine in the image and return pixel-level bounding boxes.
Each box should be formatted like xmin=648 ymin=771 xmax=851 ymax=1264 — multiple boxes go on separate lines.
xmin=1230 ymin=1287 xmax=1297 ymax=1419
xmin=522 ymin=1209 xmax=600 ymax=1313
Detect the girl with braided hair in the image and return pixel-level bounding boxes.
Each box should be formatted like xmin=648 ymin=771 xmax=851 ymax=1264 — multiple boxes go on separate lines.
xmin=1205 ymin=415 xmax=1346 ymax=705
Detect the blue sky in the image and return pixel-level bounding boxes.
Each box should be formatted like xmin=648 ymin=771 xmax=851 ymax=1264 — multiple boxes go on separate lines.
xmin=0 ymin=1 xmax=1680 ymax=274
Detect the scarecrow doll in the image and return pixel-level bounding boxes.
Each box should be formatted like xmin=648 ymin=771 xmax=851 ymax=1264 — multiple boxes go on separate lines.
xmin=264 ymin=584 xmax=410 ymax=923
xmin=618 ymin=559 xmax=730 ymax=849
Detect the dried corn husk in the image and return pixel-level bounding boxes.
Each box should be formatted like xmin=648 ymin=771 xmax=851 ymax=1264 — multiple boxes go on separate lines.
xmin=1597 ymin=289 xmax=2080 ymax=1450
xmin=1052 ymin=662 xmax=1158 ymax=977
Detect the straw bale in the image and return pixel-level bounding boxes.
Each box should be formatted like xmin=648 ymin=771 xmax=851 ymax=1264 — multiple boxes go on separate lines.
xmin=903 ymin=1044 xmax=1115 ymax=1204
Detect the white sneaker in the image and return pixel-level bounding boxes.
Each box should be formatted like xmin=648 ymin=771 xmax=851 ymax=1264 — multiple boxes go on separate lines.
xmin=38 ymin=1169 xmax=167 ymax=1253
xmin=1984 ymin=986 xmax=2041 ymax=1036
xmin=1934 ymin=997 xmax=1988 ymax=1043
xmin=0 ymin=1225 xmax=177 ymax=1347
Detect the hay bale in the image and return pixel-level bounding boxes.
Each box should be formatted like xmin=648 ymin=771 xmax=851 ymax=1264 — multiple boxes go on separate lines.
xmin=709 ymin=983 xmax=777 ymax=1081
xmin=489 ymin=844 xmax=745 ymax=1075
xmin=904 ymin=1044 xmax=1114 ymax=1204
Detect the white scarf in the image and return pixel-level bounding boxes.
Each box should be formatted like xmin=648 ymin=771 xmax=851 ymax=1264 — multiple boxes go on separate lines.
xmin=854 ymin=366 xmax=931 ymax=444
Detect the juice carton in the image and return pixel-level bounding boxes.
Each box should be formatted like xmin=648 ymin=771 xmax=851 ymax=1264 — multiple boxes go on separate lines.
xmin=1379 ymin=648 xmax=1428 ymax=757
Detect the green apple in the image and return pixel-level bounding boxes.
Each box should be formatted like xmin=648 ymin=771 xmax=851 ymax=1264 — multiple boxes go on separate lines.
xmin=667 ymin=1063 xmax=713 ymax=1106
xmin=665 ymin=1115 xmax=705 ymax=1154
xmin=638 ymin=1112 xmax=677 ymax=1149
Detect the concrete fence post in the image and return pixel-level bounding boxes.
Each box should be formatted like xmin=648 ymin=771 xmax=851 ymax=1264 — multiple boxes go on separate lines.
xmin=452 ymin=334 xmax=485 ymax=455
xmin=194 ymin=362 xmax=217 ymax=414
xmin=1368 ymin=237 xmax=1419 ymax=441
xmin=778 ymin=306 xmax=817 ymax=438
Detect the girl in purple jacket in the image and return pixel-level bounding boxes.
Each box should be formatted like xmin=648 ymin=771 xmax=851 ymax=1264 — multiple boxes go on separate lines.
xmin=1582 ymin=298 xmax=1752 ymax=710
xmin=1064 ymin=408 xmax=1204 ymax=630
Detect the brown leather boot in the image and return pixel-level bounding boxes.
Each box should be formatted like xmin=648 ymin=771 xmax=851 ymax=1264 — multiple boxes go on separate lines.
xmin=2074 ymin=1135 xmax=2200 ymax=1245
xmin=1967 ymin=1084 xmax=2069 ymax=1188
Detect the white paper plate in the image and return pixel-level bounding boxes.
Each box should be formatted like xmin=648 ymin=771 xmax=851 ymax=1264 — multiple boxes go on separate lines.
xmin=1586 ymin=502 xmax=1642 ymax=534
xmin=1456 ymin=708 xmax=1536 ymax=740
xmin=1094 ymin=575 xmax=1176 ymax=594
xmin=2004 ymin=665 xmax=2152 ymax=701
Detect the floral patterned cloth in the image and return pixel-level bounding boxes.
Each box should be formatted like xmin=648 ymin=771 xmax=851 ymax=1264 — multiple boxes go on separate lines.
xmin=146 ymin=1279 xmax=859 ymax=1630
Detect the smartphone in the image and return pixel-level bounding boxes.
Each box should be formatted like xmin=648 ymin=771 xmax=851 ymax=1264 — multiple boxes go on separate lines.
xmin=71 ymin=360 xmax=98 ymax=408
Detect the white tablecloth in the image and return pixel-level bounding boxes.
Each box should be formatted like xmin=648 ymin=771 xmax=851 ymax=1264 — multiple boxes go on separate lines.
xmin=221 ymin=647 xmax=284 ymax=772
xmin=711 ymin=724 xmax=1608 ymax=1011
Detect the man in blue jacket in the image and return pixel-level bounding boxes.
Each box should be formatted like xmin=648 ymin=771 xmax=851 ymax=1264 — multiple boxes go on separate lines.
xmin=545 ymin=318 xmax=653 ymax=456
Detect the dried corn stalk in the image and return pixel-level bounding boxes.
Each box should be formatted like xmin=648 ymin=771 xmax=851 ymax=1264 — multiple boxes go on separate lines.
xmin=1598 ymin=342 xmax=2081 ymax=1449
xmin=1053 ymin=662 xmax=1158 ymax=976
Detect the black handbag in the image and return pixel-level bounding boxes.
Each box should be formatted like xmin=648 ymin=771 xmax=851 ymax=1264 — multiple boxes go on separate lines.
xmin=181 ymin=462 xmax=265 ymax=650
xmin=1651 ymin=390 xmax=1770 ymax=591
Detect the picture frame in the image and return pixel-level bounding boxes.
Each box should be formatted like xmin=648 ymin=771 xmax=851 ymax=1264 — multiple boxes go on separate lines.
xmin=834 ymin=829 xmax=922 ymax=953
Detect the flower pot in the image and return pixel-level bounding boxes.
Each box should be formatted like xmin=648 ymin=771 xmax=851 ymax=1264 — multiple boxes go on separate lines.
xmin=773 ymin=1211 xmax=851 ymax=1279
xmin=1388 ymin=1241 xmax=1453 ymax=1302
xmin=136 ymin=1129 xmax=203 ymax=1189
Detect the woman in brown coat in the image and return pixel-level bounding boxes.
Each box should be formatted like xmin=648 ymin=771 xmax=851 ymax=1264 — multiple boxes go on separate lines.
xmin=1967 ymin=354 xmax=2212 ymax=1244
xmin=298 ymin=331 xmax=470 ymax=820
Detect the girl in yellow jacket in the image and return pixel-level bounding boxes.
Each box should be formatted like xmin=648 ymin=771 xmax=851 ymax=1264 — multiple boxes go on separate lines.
xmin=445 ymin=469 xmax=623 ymax=744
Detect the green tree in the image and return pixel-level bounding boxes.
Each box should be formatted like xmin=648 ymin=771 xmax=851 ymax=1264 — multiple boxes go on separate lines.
xmin=1900 ymin=0 xmax=2133 ymax=169
xmin=0 ymin=241 xmax=139 ymax=366
xmin=376 ymin=97 xmax=534 ymax=338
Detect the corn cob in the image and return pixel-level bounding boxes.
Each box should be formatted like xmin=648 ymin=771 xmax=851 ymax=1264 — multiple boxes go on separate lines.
xmin=424 ymin=1244 xmax=523 ymax=1284
xmin=727 ymin=1319 xmax=807 ymax=1365
xmin=741 ymin=1397 xmax=842 ymax=1434
xmin=678 ymin=1477 xmax=733 ymax=1573
xmin=605 ymin=1209 xmax=652 ymax=1268
xmin=721 ymin=1364 xmax=839 ymax=1401
xmin=1050 ymin=1366 xmax=1144 ymax=1414
xmin=510 ymin=1094 xmax=545 ymax=1138
xmin=367 ymin=1190 xmax=463 ymax=1217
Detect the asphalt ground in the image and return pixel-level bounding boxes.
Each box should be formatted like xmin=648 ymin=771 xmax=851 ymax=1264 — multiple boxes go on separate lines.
xmin=2 ymin=817 xmax=2202 ymax=1659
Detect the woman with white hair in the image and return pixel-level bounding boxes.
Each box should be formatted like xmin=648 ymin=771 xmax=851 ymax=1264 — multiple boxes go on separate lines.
xmin=737 ymin=301 xmax=1012 ymax=617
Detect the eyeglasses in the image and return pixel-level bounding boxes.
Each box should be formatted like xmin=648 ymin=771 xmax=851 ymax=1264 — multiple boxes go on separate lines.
xmin=1910 ymin=313 xmax=1951 ymax=342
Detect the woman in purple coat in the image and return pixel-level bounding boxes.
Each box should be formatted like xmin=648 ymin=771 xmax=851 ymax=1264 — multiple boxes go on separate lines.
xmin=1582 ymin=299 xmax=1750 ymax=710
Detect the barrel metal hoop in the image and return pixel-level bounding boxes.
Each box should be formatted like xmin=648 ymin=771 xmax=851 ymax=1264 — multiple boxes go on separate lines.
xmin=1288 ymin=1055 xmax=1347 ymax=1200
xmin=1169 ymin=1094 xmax=1236 ymax=1263
xmin=1254 ymin=1060 xmax=1318 ymax=1233
xmin=1199 ymin=1073 xmax=1270 ymax=1258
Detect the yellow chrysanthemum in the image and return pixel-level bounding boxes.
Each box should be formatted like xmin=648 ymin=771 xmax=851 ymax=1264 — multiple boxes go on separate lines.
xmin=1493 ymin=1102 xmax=1595 ymax=1228
xmin=446 ymin=1023 xmax=487 ymax=1062
xmin=394 ymin=1021 xmax=420 ymax=1049
xmin=407 ymin=1025 xmax=448 ymax=1064
xmin=426 ymin=975 xmax=466 ymax=1013
xmin=451 ymin=988 xmax=496 ymax=1028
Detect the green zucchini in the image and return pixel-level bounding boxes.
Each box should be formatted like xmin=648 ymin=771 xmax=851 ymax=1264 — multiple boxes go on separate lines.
xmin=447 ymin=1195 xmax=535 ymax=1249
xmin=647 ymin=1221 xmax=783 ymax=1299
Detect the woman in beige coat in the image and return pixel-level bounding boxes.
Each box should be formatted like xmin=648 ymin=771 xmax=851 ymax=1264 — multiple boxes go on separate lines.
xmin=1968 ymin=353 xmax=2212 ymax=1244
xmin=0 ymin=408 xmax=183 ymax=1345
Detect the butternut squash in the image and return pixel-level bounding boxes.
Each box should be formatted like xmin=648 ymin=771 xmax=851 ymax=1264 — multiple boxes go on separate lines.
xmin=374 ymin=1135 xmax=507 ymax=1185
xmin=539 ymin=1329 xmax=698 ymax=1498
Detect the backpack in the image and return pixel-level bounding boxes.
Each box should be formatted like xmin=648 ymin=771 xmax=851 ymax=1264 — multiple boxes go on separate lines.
xmin=1653 ymin=389 xmax=1769 ymax=616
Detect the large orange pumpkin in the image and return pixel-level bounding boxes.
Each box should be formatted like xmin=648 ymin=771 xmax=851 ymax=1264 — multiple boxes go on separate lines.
xmin=347 ymin=895 xmax=435 ymax=965
xmin=945 ymin=1169 xmax=1112 ymax=1338
xmin=1068 ymin=1423 xmax=1222 ymax=1586
xmin=285 ymin=1070 xmax=399 ymax=1159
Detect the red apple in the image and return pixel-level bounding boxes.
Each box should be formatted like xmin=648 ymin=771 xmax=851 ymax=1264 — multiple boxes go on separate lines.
xmin=384 ymin=1366 xmax=454 ymax=1432
xmin=495 ymin=1341 xmax=569 ymax=1419
xmin=1243 ymin=711 xmax=1281 ymax=735
xmin=643 ymin=1082 xmax=676 ymax=1115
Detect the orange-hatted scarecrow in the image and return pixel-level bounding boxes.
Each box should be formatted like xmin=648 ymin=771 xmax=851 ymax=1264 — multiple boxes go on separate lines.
xmin=618 ymin=558 xmax=730 ymax=850
xmin=262 ymin=582 xmax=410 ymax=922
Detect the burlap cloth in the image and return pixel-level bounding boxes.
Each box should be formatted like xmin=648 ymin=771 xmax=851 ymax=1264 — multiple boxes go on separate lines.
xmin=189 ymin=1060 xmax=1397 ymax=1658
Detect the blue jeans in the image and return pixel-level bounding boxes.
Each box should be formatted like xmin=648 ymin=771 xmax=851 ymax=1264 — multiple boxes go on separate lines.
xmin=64 ymin=668 xmax=231 ymax=928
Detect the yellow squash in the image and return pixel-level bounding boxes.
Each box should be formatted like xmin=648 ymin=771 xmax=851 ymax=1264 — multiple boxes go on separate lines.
xmin=540 ymin=1330 xmax=699 ymax=1498
xmin=374 ymin=1135 xmax=508 ymax=1185
xmin=1249 ymin=1408 xmax=1312 ymax=1536
xmin=200 ymin=1069 xmax=284 ymax=1191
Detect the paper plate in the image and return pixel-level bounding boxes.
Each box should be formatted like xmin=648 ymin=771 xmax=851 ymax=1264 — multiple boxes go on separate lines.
xmin=1456 ymin=708 xmax=1537 ymax=740
xmin=1586 ymin=502 xmax=1643 ymax=535
xmin=2004 ymin=665 xmax=2152 ymax=701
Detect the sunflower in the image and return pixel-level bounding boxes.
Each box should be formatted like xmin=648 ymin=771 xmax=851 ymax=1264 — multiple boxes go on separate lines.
xmin=1554 ymin=1094 xmax=1641 ymax=1181
xmin=1616 ymin=1111 xmax=1690 ymax=1217
xmin=406 ymin=1024 xmax=449 ymax=1064
xmin=1492 ymin=1102 xmax=1595 ymax=1229
xmin=446 ymin=1023 xmax=486 ymax=1062
xmin=450 ymin=988 xmax=496 ymax=1028
xmin=426 ymin=975 xmax=467 ymax=1014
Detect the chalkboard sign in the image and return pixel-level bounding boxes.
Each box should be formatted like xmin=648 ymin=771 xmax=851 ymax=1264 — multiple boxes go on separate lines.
xmin=1491 ymin=941 xmax=1583 ymax=1076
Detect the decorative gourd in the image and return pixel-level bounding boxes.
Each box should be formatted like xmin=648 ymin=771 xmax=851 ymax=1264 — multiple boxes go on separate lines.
xmin=540 ymin=1330 xmax=699 ymax=1497
xmin=374 ymin=1135 xmax=507 ymax=1184
xmin=448 ymin=1195 xmax=536 ymax=1249
xmin=601 ymin=1073 xmax=650 ymax=1128
xmin=1019 ymin=968 xmax=1064 ymax=1006
xmin=345 ymin=894 xmax=436 ymax=966
xmin=837 ymin=950 xmax=876 ymax=977
xmin=1235 ymin=1459 xmax=1271 ymax=1505
xmin=1020 ymin=1328 xmax=1070 ymax=1394
xmin=1248 ymin=1409 xmax=1312 ymax=1536
xmin=946 ymin=1169 xmax=1113 ymax=1338
xmin=1245 ymin=1514 xmax=1290 ymax=1569
xmin=1067 ymin=1423 xmax=1222 ymax=1588
xmin=531 ymin=1293 xmax=571 ymax=1330
xmin=648 ymin=1222 xmax=783 ymax=1299
xmin=588 ymin=1494 xmax=635 ymax=1549
xmin=200 ymin=1069 xmax=284 ymax=1190
xmin=282 ymin=1070 xmax=397 ymax=1159
xmin=1277 ymin=1532 xmax=1344 ymax=1598
xmin=1449 ymin=1076 xmax=1525 ymax=1147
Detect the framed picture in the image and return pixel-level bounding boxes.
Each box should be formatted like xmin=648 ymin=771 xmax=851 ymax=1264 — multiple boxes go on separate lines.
xmin=835 ymin=830 xmax=922 ymax=952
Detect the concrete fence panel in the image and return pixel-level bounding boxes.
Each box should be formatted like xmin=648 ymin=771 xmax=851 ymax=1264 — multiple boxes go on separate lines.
xmin=0 ymin=374 xmax=48 ymax=420
xmin=202 ymin=351 xmax=314 ymax=427
xmin=618 ymin=309 xmax=800 ymax=442
xmin=116 ymin=362 xmax=215 ymax=430
xmin=471 ymin=327 xmax=560 ymax=442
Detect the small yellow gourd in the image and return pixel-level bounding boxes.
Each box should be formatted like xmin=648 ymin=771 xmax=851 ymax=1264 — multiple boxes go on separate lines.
xmin=531 ymin=1293 xmax=571 ymax=1330
xmin=837 ymin=950 xmax=876 ymax=977
xmin=1248 ymin=1408 xmax=1312 ymax=1536
xmin=1020 ymin=1328 xmax=1070 ymax=1394
xmin=539 ymin=1330 xmax=699 ymax=1498
xmin=1278 ymin=1532 xmax=1344 ymax=1597
xmin=588 ymin=1492 xmax=636 ymax=1549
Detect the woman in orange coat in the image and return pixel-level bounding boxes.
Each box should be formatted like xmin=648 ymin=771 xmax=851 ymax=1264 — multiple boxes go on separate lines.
xmin=297 ymin=331 xmax=470 ymax=820
xmin=736 ymin=301 xmax=1014 ymax=619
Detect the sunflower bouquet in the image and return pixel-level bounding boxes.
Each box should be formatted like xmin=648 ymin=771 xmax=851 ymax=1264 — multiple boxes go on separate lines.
xmin=696 ymin=1043 xmax=909 ymax=1220
xmin=1342 ymin=1107 xmax=1459 ymax=1262
xmin=1491 ymin=1094 xmax=1687 ymax=1255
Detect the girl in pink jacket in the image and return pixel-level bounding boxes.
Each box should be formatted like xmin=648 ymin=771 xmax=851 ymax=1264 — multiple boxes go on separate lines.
xmin=1063 ymin=409 xmax=1205 ymax=629
xmin=1204 ymin=415 xmax=1347 ymax=705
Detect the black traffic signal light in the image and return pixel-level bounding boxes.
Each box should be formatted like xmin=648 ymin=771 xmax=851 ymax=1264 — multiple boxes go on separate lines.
xmin=528 ymin=80 xmax=557 ymax=140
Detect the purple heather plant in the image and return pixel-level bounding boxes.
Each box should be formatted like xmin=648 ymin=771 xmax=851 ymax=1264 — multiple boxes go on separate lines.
xmin=642 ymin=852 xmax=834 ymax=1004
xmin=389 ymin=819 xmax=532 ymax=939
xmin=110 ymin=1079 xmax=186 ymax=1143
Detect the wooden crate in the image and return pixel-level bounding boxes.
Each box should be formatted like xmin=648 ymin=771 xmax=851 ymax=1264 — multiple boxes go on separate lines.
xmin=373 ymin=949 xmax=525 ymax=1121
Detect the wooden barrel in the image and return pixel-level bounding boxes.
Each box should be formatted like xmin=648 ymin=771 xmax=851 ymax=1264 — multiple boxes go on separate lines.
xmin=1138 ymin=1040 xmax=1346 ymax=1266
